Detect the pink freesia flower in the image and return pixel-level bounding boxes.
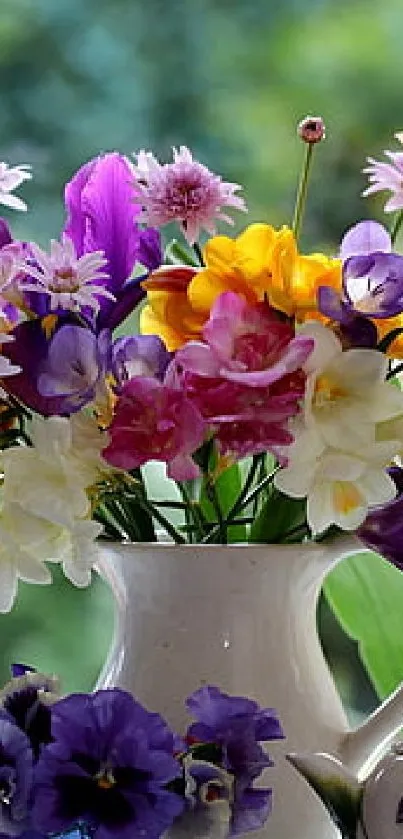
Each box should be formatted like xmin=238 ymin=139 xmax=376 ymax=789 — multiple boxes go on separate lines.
xmin=102 ymin=377 xmax=206 ymax=480
xmin=132 ymin=146 xmax=247 ymax=244
xmin=363 ymin=136 xmax=403 ymax=212
xmin=166 ymin=292 xmax=312 ymax=460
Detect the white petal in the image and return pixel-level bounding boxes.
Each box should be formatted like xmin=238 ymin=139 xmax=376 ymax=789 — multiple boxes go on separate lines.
xmin=359 ymin=469 xmax=397 ymax=508
xmin=307 ymin=481 xmax=335 ymax=534
xmin=0 ymin=559 xmax=18 ymax=612
xmin=298 ymin=321 xmax=341 ymax=373
xmin=0 ymin=193 xmax=27 ymax=212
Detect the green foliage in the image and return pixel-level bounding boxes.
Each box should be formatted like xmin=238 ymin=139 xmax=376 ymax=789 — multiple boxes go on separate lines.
xmin=249 ymin=485 xmax=307 ymax=543
xmin=324 ymin=552 xmax=403 ymax=700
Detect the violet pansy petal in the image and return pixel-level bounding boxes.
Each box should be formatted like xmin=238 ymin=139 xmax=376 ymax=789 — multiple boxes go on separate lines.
xmin=340 ymin=220 xmax=391 ymax=261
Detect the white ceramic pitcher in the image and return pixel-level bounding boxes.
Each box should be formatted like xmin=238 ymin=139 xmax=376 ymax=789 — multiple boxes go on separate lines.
xmin=96 ymin=536 xmax=403 ymax=839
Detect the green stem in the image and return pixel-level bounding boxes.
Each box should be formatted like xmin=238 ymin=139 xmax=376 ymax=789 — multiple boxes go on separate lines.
xmin=205 ymin=479 xmax=227 ymax=544
xmin=292 ymin=142 xmax=315 ymax=243
xmin=202 ymin=470 xmax=278 ymax=544
xmin=178 ymin=483 xmax=207 ymax=541
xmin=133 ymin=493 xmax=187 ymax=544
xmin=386 ymin=361 xmax=403 ymax=380
xmin=391 ymin=209 xmax=403 ymax=244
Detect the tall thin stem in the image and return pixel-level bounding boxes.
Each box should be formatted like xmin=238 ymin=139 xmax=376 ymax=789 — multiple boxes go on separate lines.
xmin=292 ymin=142 xmax=315 ymax=243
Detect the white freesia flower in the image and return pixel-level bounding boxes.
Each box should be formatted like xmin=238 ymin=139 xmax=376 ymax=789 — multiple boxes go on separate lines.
xmin=0 ymin=502 xmax=55 ymax=612
xmin=55 ymin=518 xmax=104 ymax=588
xmin=299 ymin=321 xmax=403 ymax=449
xmin=275 ymin=428 xmax=398 ymax=534
xmin=0 ymin=162 xmax=31 ymax=212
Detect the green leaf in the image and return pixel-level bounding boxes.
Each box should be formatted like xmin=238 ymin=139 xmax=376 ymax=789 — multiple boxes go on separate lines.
xmin=249 ymin=486 xmax=307 ymax=543
xmin=200 ymin=460 xmax=247 ymax=543
xmin=164 ymin=239 xmax=198 ymax=266
xmin=325 ymin=551 xmax=403 ymax=699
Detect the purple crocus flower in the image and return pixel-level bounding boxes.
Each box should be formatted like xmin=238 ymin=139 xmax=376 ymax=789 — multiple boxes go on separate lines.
xmin=112 ymin=334 xmax=170 ymax=384
xmin=319 ymin=220 xmax=403 ymax=325
xmin=0 ymin=717 xmax=33 ymax=834
xmin=32 ymin=689 xmax=184 ymax=839
xmin=357 ymin=466 xmax=403 ymax=570
xmin=64 ymin=153 xmax=161 ymax=330
xmin=186 ymin=686 xmax=284 ymax=834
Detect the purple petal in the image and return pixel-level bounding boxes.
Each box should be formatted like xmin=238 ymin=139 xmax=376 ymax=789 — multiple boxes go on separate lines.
xmin=2 ymin=320 xmax=75 ymax=416
xmin=64 ymin=153 xmax=142 ymax=295
xmin=137 ymin=228 xmax=163 ymax=271
xmin=317 ymin=286 xmax=346 ymax=321
xmin=99 ymin=276 xmax=145 ymax=331
xmin=11 ymin=664 xmax=36 ymax=678
xmin=38 ymin=325 xmax=103 ymax=408
xmin=357 ymin=467 xmax=403 ymax=570
xmin=0 ymin=218 xmax=13 ymax=248
xmin=343 ymin=252 xmax=403 ymax=318
xmin=340 ymin=220 xmax=391 ymax=261
xmin=112 ymin=334 xmax=170 ymax=383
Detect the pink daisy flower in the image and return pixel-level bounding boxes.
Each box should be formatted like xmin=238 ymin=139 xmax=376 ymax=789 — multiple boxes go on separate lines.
xmin=132 ymin=146 xmax=247 ymax=244
xmin=18 ymin=234 xmax=113 ymax=314
xmin=363 ymin=135 xmax=403 ymax=212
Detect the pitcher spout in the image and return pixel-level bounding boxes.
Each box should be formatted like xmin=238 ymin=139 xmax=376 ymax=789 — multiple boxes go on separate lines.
xmin=339 ymin=679 xmax=403 ymax=778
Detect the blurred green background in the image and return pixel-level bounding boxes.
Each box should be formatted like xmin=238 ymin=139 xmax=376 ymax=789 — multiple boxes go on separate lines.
xmin=1 ymin=0 xmax=403 ymax=717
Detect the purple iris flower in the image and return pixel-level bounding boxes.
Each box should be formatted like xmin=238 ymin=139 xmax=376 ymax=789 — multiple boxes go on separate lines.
xmin=357 ymin=466 xmax=403 ymax=571
xmin=318 ymin=221 xmax=403 ymax=337
xmin=64 ymin=153 xmax=162 ymax=331
xmin=112 ymin=334 xmax=170 ymax=384
xmin=37 ymin=325 xmax=111 ymax=412
xmin=0 ymin=717 xmax=33 ymax=834
xmin=186 ymin=686 xmax=283 ymax=834
xmin=32 ymin=689 xmax=184 ymax=839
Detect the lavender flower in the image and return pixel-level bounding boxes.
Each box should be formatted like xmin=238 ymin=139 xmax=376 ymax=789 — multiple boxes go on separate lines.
xmin=18 ymin=236 xmax=112 ymax=316
xmin=32 ymin=689 xmax=183 ymax=839
xmin=0 ymin=164 xmax=32 ymax=213
xmin=112 ymin=334 xmax=170 ymax=384
xmin=0 ymin=667 xmax=60 ymax=760
xmin=38 ymin=325 xmax=111 ymax=412
xmin=363 ymin=137 xmax=403 ymax=212
xmin=132 ymin=146 xmax=247 ymax=244
xmin=186 ymin=686 xmax=284 ymax=834
xmin=0 ymin=717 xmax=33 ymax=834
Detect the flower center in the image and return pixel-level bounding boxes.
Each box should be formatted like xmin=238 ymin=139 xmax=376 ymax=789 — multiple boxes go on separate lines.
xmin=314 ymin=374 xmax=347 ymax=407
xmin=95 ymin=768 xmax=116 ymax=790
xmin=50 ymin=267 xmax=80 ymax=294
xmin=333 ymin=481 xmax=362 ymax=515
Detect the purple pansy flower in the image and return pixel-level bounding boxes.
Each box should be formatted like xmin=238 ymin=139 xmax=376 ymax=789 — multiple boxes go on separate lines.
xmin=0 ymin=667 xmax=60 ymax=760
xmin=0 ymin=717 xmax=33 ymax=834
xmin=32 ymin=689 xmax=183 ymax=839
xmin=186 ymin=686 xmax=284 ymax=834
xmin=357 ymin=466 xmax=403 ymax=571
xmin=64 ymin=152 xmax=161 ymax=330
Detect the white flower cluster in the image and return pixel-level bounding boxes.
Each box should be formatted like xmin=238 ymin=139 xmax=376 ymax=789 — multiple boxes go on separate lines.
xmin=0 ymin=413 xmax=109 ymax=612
xmin=275 ymin=322 xmax=403 ymax=534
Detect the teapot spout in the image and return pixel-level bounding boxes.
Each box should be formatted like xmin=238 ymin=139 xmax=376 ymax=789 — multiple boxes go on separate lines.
xmin=340 ymin=680 xmax=403 ymax=779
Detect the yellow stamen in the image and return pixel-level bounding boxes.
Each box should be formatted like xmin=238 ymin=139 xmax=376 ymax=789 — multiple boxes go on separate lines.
xmin=333 ymin=481 xmax=362 ymax=515
xmin=41 ymin=314 xmax=59 ymax=339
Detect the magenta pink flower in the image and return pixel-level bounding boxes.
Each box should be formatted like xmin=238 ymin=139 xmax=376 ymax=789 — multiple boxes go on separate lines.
xmin=102 ymin=377 xmax=206 ymax=480
xmin=132 ymin=146 xmax=247 ymax=244
xmin=166 ymin=292 xmax=312 ymax=460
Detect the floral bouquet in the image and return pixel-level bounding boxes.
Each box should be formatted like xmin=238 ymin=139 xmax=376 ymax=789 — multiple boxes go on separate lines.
xmin=0 ymin=117 xmax=403 ymax=610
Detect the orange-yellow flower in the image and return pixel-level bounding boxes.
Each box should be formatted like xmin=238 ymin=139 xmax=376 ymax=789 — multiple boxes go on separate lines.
xmin=140 ymin=266 xmax=207 ymax=351
xmin=141 ymin=223 xmax=343 ymax=350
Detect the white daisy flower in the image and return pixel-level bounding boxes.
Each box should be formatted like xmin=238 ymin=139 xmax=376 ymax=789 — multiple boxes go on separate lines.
xmin=0 ymin=162 xmax=32 ymax=212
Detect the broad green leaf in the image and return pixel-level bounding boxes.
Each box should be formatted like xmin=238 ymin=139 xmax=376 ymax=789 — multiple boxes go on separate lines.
xmin=200 ymin=462 xmax=247 ymax=543
xmin=324 ymin=551 xmax=403 ymax=700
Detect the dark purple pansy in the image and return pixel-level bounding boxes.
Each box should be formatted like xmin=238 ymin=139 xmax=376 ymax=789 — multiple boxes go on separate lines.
xmin=186 ymin=686 xmax=283 ymax=834
xmin=37 ymin=325 xmax=111 ymax=412
xmin=64 ymin=153 xmax=161 ymax=331
xmin=32 ymin=689 xmax=183 ymax=839
xmin=357 ymin=466 xmax=403 ymax=571
xmin=112 ymin=334 xmax=170 ymax=384
xmin=0 ymin=717 xmax=33 ymax=833
xmin=1 ymin=667 xmax=60 ymax=760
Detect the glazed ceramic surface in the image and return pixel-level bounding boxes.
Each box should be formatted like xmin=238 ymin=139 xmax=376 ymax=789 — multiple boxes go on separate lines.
xmin=96 ymin=537 xmax=403 ymax=839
